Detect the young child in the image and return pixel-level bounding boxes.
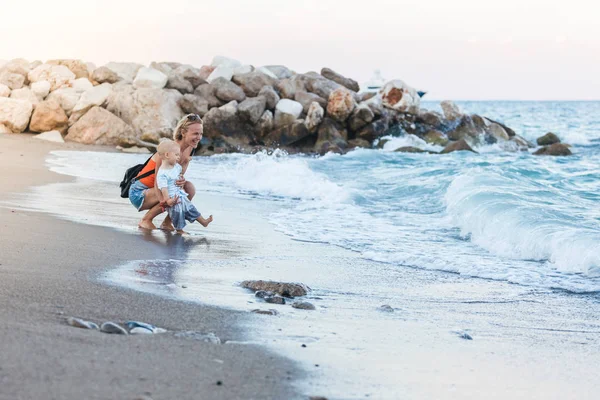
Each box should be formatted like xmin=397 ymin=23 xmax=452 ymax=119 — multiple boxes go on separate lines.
xmin=156 ymin=139 xmax=213 ymax=234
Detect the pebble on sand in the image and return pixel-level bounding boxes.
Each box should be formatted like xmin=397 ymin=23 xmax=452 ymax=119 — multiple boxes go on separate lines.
xmin=66 ymin=317 xmax=99 ymax=330
xmin=100 ymin=321 xmax=129 ymax=335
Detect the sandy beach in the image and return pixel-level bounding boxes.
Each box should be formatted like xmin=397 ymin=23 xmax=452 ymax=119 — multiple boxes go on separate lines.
xmin=0 ymin=133 xmax=304 ymax=400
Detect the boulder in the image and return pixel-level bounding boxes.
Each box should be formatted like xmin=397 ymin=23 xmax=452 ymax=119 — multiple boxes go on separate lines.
xmin=149 ymin=62 xmax=173 ymax=76
xmin=533 ymin=143 xmax=572 ymax=156
xmin=207 ymin=65 xmax=234 ymax=83
xmin=446 ymin=115 xmax=482 ymax=141
xmin=264 ymin=120 xmax=312 ymax=147
xmin=274 ymin=99 xmax=303 ymax=128
xmin=34 ymin=130 xmax=64 ymax=143
xmin=179 ymin=94 xmax=209 ymax=116
xmin=347 ymin=138 xmax=371 ymax=149
xmin=240 ymin=280 xmax=309 ymax=297
xmin=172 ymin=64 xmax=205 ymax=88
xmin=488 ymin=122 xmax=510 ymax=141
xmin=104 ymin=62 xmax=144 ymax=83
xmin=255 ymin=67 xmax=278 ymax=79
xmin=258 ymin=86 xmax=280 ymax=110
xmin=0 ymin=83 xmax=9 ymax=97
xmin=276 ymin=78 xmax=296 ymax=99
xmin=133 ymin=67 xmax=168 ymax=89
xmin=510 ymin=134 xmax=534 ymax=150
xmin=29 ymin=99 xmax=68 ymax=133
xmin=233 ymin=71 xmax=277 ymax=97
xmin=348 ymin=103 xmax=374 ymax=132
xmin=30 ymin=81 xmax=51 ymax=100
xmin=46 ymin=88 xmax=81 ymax=116
xmin=71 ymin=78 xmax=94 ymax=93
xmin=238 ymin=96 xmax=267 ymax=124
xmin=0 ymin=98 xmax=33 ymax=133
xmin=194 ymin=83 xmax=224 ymax=108
xmin=263 ymin=65 xmax=294 ymax=79
xmin=305 ymin=102 xmax=324 ymax=133
xmin=357 ymin=92 xmax=377 ymax=102
xmin=0 ymin=124 xmax=11 ymax=134
xmin=416 ymin=109 xmax=444 ymax=128
xmin=211 ymin=56 xmax=242 ymax=69
xmin=66 ymin=106 xmax=134 ymax=145
xmin=212 ymin=77 xmax=246 ymax=103
xmin=321 ymin=67 xmax=359 ymax=92
xmin=485 ymin=117 xmax=516 ymax=137
xmin=440 ymin=139 xmax=476 ymax=154
xmin=305 ymin=74 xmax=341 ymax=99
xmin=536 ymin=132 xmax=560 ymax=146
xmin=10 ymin=88 xmax=39 ymax=109
xmin=380 ymin=80 xmax=420 ymax=113
xmin=203 ymin=101 xmax=255 ymax=142
xmin=0 ymin=58 xmax=30 ymax=77
xmin=69 ymin=83 xmax=113 ymax=125
xmin=394 ymin=146 xmax=433 ymax=153
xmin=327 ymin=88 xmax=355 ymax=122
xmin=295 ymin=91 xmax=327 ymax=114
xmin=256 ymin=110 xmax=273 ymax=138
xmin=356 ymin=119 xmax=390 ymax=142
xmin=47 ymin=59 xmax=89 ymax=79
xmin=199 ymin=65 xmax=216 ymax=81
xmin=91 ymin=66 xmax=120 ymax=84
xmin=28 ymin=64 xmax=75 ymax=91
xmin=315 ymin=118 xmax=348 ymax=154
xmin=166 ymin=73 xmax=194 ymax=94
xmin=440 ymin=100 xmax=462 ymax=121
xmin=361 ymin=94 xmax=384 ymax=117
xmin=423 ymin=130 xmax=449 ymax=146
xmin=233 ymin=65 xmax=254 ymax=75
xmin=0 ymin=71 xmax=25 ymax=90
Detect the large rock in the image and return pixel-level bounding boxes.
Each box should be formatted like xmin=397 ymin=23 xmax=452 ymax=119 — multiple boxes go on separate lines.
xmin=321 ymin=67 xmax=359 ymax=92
xmin=0 ymin=98 xmax=33 ymax=132
xmin=47 ymin=59 xmax=89 ymax=79
xmin=0 ymin=124 xmax=11 ymax=134
xmin=305 ymin=74 xmax=341 ymax=99
xmin=510 ymin=134 xmax=535 ymax=150
xmin=256 ymin=67 xmax=278 ymax=79
xmin=484 ymin=117 xmax=516 ymax=137
xmin=0 ymin=71 xmax=25 ymax=90
xmin=179 ymin=94 xmax=209 ymax=116
xmin=446 ymin=115 xmax=482 ymax=141
xmin=295 ymin=91 xmax=327 ymax=114
xmin=10 ymin=88 xmax=39 ymax=109
xmin=276 ymin=78 xmax=296 ymax=99
xmin=440 ymin=100 xmax=462 ymax=121
xmin=211 ymin=56 xmax=242 ymax=69
xmin=104 ymin=62 xmax=143 ymax=83
xmin=348 ymin=103 xmax=375 ymax=132
xmin=258 ymin=86 xmax=280 ymax=110
xmin=46 ymin=88 xmax=81 ymax=116
xmin=194 ymin=84 xmax=224 ymax=108
xmin=69 ymin=83 xmax=113 ymax=124
xmin=536 ymin=132 xmax=560 ymax=146
xmin=488 ymin=122 xmax=510 ymax=141
xmin=107 ymin=86 xmax=183 ymax=138
xmin=207 ymin=65 xmax=234 ymax=83
xmin=305 ymin=102 xmax=324 ymax=133
xmin=315 ymin=118 xmax=347 ymax=154
xmin=264 ymin=120 xmax=312 ymax=147
xmin=533 ymin=143 xmax=571 ymax=156
xmin=66 ymin=106 xmax=134 ymax=145
xmin=347 ymin=138 xmax=371 ymax=149
xmin=238 ymin=96 xmax=267 ymax=124
xmin=30 ymin=81 xmax=51 ymax=100
xmin=133 ymin=67 xmax=168 ymax=89
xmin=263 ymin=65 xmax=294 ymax=79
xmin=91 ymin=66 xmax=120 ymax=84
xmin=28 ymin=64 xmax=75 ymax=91
xmin=256 ymin=110 xmax=273 ymax=138
xmin=199 ymin=65 xmax=216 ymax=81
xmin=0 ymin=58 xmax=30 ymax=77
xmin=212 ymin=77 xmax=246 ymax=103
xmin=203 ymin=101 xmax=255 ymax=142
xmin=440 ymin=139 xmax=476 ymax=154
xmin=71 ymin=78 xmax=93 ymax=93
xmin=240 ymin=280 xmax=309 ymax=297
xmin=232 ymin=71 xmax=277 ymax=97
xmin=423 ymin=130 xmax=449 ymax=146
xmin=29 ymin=99 xmax=68 ymax=133
xmin=149 ymin=62 xmax=173 ymax=76
xmin=34 ymin=130 xmax=64 ymax=143
xmin=416 ymin=109 xmax=444 ymax=128
xmin=166 ymin=73 xmax=194 ymax=94
xmin=233 ymin=65 xmax=254 ymax=75
xmin=326 ymin=88 xmax=355 ymax=122
xmin=172 ymin=65 xmax=205 ymax=88
xmin=380 ymin=80 xmax=420 ymax=113
xmin=0 ymin=84 xmax=10 ymax=97
xmin=356 ymin=118 xmax=391 ymax=142
xmin=274 ymin=99 xmax=303 ymax=128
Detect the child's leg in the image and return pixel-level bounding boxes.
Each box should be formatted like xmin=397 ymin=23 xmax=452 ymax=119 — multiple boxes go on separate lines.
xmin=182 ymin=199 xmax=213 ymax=228
xmin=196 ymin=214 xmax=213 ymax=228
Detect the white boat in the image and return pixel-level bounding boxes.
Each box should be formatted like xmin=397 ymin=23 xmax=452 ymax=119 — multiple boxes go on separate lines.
xmin=363 ymin=69 xmax=386 ymax=92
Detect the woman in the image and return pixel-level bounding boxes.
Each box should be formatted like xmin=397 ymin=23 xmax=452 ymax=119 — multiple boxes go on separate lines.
xmin=129 ymin=114 xmax=203 ymax=230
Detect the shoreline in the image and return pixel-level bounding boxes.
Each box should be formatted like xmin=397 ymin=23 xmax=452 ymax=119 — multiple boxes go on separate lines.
xmin=0 ymin=132 xmax=306 ymax=400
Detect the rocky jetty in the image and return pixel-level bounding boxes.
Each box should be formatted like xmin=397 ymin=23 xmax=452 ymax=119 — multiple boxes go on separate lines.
xmin=0 ymin=57 xmax=570 ymax=156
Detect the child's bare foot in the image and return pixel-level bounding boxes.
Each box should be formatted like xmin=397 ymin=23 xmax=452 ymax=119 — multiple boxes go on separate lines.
xmin=138 ymin=219 xmax=156 ymax=230
xmin=176 ymin=229 xmax=187 ymax=235
xmin=198 ymin=215 xmax=213 ymax=228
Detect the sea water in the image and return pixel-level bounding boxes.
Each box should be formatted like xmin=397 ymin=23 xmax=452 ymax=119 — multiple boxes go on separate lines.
xmin=7 ymin=101 xmax=600 ymax=399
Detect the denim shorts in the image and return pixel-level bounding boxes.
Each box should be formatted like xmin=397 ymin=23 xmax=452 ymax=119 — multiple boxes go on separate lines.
xmin=129 ymin=180 xmax=150 ymax=211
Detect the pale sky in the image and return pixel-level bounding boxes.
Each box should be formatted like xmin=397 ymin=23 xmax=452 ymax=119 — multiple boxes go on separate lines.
xmin=1 ymin=0 xmax=598 ymax=100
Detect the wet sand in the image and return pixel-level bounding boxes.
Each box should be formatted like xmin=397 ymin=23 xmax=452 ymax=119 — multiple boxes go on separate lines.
xmin=0 ymin=133 xmax=303 ymax=400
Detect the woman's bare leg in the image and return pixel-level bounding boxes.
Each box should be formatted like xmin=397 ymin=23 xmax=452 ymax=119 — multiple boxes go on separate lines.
xmin=138 ymin=189 xmax=163 ymax=230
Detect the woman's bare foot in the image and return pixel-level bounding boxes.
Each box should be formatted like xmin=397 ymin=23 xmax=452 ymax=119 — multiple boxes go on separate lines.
xmin=160 ymin=221 xmax=175 ymax=232
xmin=198 ymin=215 xmax=213 ymax=228
xmin=138 ymin=219 xmax=156 ymax=230
xmin=176 ymin=229 xmax=187 ymax=235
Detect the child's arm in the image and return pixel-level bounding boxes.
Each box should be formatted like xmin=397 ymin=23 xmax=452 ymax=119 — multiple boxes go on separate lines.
xmin=160 ymin=188 xmax=178 ymax=207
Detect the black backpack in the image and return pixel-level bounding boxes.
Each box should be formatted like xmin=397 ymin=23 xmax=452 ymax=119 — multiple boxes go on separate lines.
xmin=119 ymin=154 xmax=156 ymax=198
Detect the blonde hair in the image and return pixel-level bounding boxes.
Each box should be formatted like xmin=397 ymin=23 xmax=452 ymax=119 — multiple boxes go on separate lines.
xmin=157 ymin=139 xmax=179 ymax=155
xmin=173 ymin=113 xmax=203 ymax=141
